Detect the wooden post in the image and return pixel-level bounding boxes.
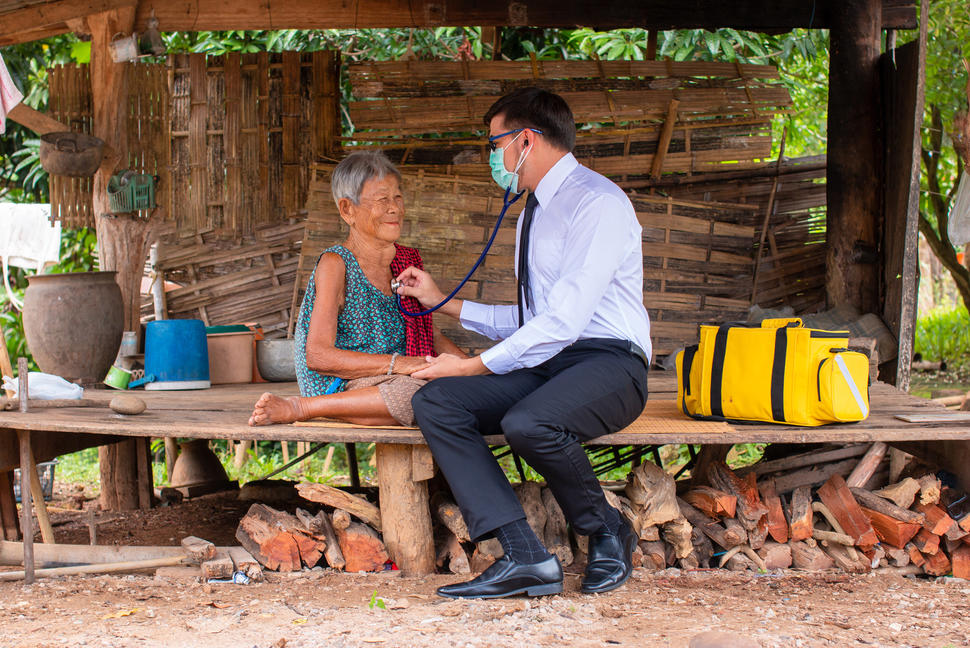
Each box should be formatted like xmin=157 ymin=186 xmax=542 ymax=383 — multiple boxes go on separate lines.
xmin=825 ymin=0 xmax=883 ymax=313
xmin=88 ymin=7 xmax=158 ymax=511
xmin=375 ymin=443 xmax=434 ymax=576
xmin=0 ymin=471 xmax=19 ymax=541
xmin=17 ymin=430 xmax=34 ymax=584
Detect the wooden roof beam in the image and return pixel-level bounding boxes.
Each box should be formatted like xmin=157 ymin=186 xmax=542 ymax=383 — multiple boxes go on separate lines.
xmin=0 ymin=0 xmax=918 ymax=46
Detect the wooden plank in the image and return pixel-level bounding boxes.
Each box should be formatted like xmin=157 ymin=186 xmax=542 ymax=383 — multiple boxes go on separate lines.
xmin=224 ymin=53 xmax=242 ymax=232
xmin=189 ymin=53 xmax=208 ymax=232
xmin=861 ymin=507 xmax=920 ymax=549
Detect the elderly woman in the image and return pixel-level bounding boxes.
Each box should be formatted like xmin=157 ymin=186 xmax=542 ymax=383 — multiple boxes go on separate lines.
xmin=249 ymin=151 xmax=465 ymax=427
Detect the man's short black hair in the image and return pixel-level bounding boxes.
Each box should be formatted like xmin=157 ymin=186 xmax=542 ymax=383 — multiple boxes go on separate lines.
xmin=483 ymin=87 xmax=576 ymax=152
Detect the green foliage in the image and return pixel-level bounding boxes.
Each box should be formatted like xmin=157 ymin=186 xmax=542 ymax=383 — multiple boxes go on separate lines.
xmin=56 ymin=447 xmax=102 ymax=493
xmin=915 ymin=306 xmax=970 ymax=363
xmin=368 ymin=589 xmax=386 ymax=609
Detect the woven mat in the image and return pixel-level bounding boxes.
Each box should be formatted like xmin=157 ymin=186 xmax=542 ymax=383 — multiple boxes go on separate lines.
xmin=294 ymin=399 xmax=726 ymax=434
xmin=617 ymin=399 xmax=728 ymax=434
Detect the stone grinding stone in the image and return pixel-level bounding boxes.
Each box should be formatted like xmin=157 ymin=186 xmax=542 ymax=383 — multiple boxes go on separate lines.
xmin=109 ymin=394 xmax=147 ymax=415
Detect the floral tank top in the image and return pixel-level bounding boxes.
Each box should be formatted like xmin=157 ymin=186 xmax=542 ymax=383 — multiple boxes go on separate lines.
xmin=294 ymin=245 xmax=406 ymax=397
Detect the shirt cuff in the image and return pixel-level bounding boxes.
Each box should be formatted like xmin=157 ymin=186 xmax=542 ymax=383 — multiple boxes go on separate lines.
xmin=480 ymin=342 xmax=520 ymax=375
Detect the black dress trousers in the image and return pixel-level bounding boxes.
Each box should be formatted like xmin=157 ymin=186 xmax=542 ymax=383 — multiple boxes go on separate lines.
xmin=411 ymin=338 xmax=648 ymax=542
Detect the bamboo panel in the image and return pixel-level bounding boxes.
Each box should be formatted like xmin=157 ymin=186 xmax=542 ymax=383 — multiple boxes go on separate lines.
xmin=48 ymin=62 xmax=167 ymax=227
xmin=141 ymin=221 xmax=304 ymax=337
xmin=347 ymin=60 xmax=781 ymax=91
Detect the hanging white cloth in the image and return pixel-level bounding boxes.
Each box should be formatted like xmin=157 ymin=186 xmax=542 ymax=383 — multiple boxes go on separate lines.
xmin=0 ymin=53 xmax=25 ymax=135
xmin=0 ymin=203 xmax=62 ymax=310
xmin=948 ymin=170 xmax=970 ymax=246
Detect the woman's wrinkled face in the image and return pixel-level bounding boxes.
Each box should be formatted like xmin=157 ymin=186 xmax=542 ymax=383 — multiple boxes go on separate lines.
xmin=342 ymin=175 xmax=405 ymax=243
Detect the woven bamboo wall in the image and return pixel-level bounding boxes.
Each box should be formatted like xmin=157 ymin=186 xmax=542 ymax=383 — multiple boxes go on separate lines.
xmin=345 ymin=58 xmax=791 ymax=182
xmin=47 ymin=62 xmax=169 ymax=227
xmin=46 ymin=51 xmax=340 ymax=236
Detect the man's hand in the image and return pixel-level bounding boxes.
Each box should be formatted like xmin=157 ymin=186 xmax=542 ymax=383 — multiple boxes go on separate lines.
xmin=395 ymin=266 xmax=463 ymax=319
xmin=411 ymin=353 xmax=490 ymax=380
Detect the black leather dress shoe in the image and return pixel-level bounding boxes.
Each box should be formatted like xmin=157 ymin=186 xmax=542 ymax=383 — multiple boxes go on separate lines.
xmin=437 ymin=554 xmax=563 ymax=599
xmin=581 ymin=518 xmax=636 ymax=594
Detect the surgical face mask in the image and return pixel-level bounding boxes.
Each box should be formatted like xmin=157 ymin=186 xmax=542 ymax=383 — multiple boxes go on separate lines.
xmin=489 ymin=130 xmax=531 ymax=194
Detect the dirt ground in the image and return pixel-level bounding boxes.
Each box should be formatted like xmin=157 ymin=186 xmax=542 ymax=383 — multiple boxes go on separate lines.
xmin=3 ymin=490 xmax=969 ymax=648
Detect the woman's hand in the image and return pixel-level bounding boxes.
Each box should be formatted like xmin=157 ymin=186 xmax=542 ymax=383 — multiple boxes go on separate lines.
xmin=411 ymin=354 xmax=490 ymax=380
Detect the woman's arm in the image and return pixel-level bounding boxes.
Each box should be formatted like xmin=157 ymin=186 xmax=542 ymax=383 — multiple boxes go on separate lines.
xmin=433 ymin=325 xmax=468 ymax=359
xmin=305 ymin=253 xmax=419 ymax=378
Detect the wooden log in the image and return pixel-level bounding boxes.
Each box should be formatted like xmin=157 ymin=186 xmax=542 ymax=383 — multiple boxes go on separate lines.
xmin=235 ymin=503 xmax=322 ymax=571
xmin=789 ymin=540 xmax=835 ymax=571
xmin=749 ymin=444 xmax=868 ymax=476
xmin=201 ymin=549 xmax=234 ymax=580
xmin=227 ymin=546 xmax=263 ymax=581
xmin=915 ymin=503 xmax=956 ymax=536
xmin=759 ymin=478 xmax=788 ymax=544
xmin=707 ymin=461 xmax=768 ymax=532
xmin=678 ymin=551 xmax=700 ymax=571
xmin=431 ymin=492 xmax=470 ymax=543
xmin=845 ymin=442 xmax=888 ymax=488
xmin=849 ymin=487 xmax=925 ymax=524
xmin=812 ymin=529 xmax=855 ymax=546
xmin=951 ymin=544 xmax=970 ymax=580
xmin=821 ymin=542 xmax=870 ymax=574
xmin=788 ymin=486 xmax=814 ymax=541
xmin=922 ymin=549 xmax=951 ymax=577
xmin=772 ymin=458 xmax=859 ymax=494
xmin=748 ymin=516 xmax=768 ymax=550
xmin=661 ymin=517 xmax=693 ymax=560
xmin=884 ymin=547 xmax=910 ymax=567
xmin=905 ymin=542 xmax=926 ymax=567
xmin=874 ymin=477 xmax=921 ymax=509
xmin=513 ymin=482 xmax=547 ymax=543
xmin=724 ymin=552 xmax=756 ymax=572
xmin=690 ymin=524 xmax=714 ymax=568
xmin=334 ymin=521 xmax=389 ymax=573
xmin=816 ymin=475 xmax=878 ymax=548
xmin=181 ymin=536 xmax=216 ymax=563
xmin=375 ymin=443 xmax=433 ymax=576
xmin=639 ymin=540 xmax=667 ymax=570
xmin=917 ymin=474 xmax=941 ymax=506
xmin=0 ymin=555 xmax=187 ymax=582
xmin=639 ymin=525 xmax=660 ymax=542
xmin=682 ymin=487 xmax=736 ymax=519
xmin=296 ymin=508 xmax=344 ymax=570
xmin=435 ymin=528 xmax=470 ymax=575
xmin=331 ymin=509 xmax=351 ymax=531
xmin=911 ymin=528 xmax=940 ymax=555
xmin=625 ymin=461 xmax=680 ymax=528
xmin=860 ymin=507 xmax=921 ymax=549
xmin=757 ymin=541 xmax=792 ymax=570
xmin=295 ymin=482 xmax=382 ymax=531
xmin=541 ymin=488 xmax=573 ymax=566
xmin=677 ymin=497 xmax=745 ymax=549
xmin=0 ymin=472 xmax=18 ymax=542
xmin=470 ymin=538 xmax=503 ymax=573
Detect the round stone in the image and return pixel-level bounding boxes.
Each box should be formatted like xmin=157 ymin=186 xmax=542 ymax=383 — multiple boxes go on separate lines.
xmin=109 ymin=394 xmax=147 ymax=415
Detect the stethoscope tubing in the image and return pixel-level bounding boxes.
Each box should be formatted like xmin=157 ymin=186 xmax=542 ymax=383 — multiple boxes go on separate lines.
xmin=395 ymin=185 xmax=525 ymax=317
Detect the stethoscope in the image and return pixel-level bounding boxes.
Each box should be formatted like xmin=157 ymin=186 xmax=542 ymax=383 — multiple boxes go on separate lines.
xmin=390 ymin=185 xmax=525 ymax=317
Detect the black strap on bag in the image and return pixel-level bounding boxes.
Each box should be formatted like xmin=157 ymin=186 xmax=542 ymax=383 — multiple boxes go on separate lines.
xmin=769 ymin=324 xmax=794 ymax=423
xmin=709 ymin=326 xmax=731 ymax=418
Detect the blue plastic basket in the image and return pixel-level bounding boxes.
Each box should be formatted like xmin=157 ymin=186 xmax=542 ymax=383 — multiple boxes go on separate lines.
xmin=13 ymin=460 xmax=57 ymax=503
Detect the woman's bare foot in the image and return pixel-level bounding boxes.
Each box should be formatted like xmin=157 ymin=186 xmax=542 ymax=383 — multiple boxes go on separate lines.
xmin=249 ymin=393 xmax=304 ymax=426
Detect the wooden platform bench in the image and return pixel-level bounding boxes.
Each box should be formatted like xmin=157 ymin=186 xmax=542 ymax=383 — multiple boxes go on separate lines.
xmin=2 ymin=375 xmax=970 ymax=576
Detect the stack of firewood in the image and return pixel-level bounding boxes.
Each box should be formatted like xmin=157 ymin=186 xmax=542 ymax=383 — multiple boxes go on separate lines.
xmin=235 ymin=482 xmax=389 ymax=573
xmin=606 ymin=442 xmax=970 ymax=577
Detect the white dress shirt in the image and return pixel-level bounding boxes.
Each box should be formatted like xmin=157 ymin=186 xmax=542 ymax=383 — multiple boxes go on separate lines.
xmin=460 ymin=153 xmax=652 ymax=374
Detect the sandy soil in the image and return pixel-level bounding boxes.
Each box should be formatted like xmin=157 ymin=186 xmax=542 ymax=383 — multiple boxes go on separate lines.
xmin=4 ymin=489 xmax=968 ymax=648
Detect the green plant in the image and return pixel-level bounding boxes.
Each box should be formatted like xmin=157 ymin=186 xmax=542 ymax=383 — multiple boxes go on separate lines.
xmin=368 ymin=589 xmax=386 ymax=609
xmin=915 ymin=306 xmax=970 ymax=362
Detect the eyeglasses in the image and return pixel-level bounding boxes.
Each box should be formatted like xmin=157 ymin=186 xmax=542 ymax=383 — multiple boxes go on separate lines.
xmin=486 ymin=127 xmax=543 ymax=153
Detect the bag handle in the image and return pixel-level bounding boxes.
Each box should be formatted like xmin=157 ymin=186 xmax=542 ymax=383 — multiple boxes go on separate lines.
xmin=761 ymin=317 xmax=802 ymax=329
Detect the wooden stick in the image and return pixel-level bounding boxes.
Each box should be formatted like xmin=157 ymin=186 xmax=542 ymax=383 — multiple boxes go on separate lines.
xmin=18 ymin=358 xmax=28 ymax=413
xmin=0 ymin=555 xmax=187 ymax=581
xmin=25 ymin=443 xmax=54 ymax=544
xmin=845 ymin=442 xmax=888 ymax=488
xmin=812 ymin=528 xmax=855 ymax=546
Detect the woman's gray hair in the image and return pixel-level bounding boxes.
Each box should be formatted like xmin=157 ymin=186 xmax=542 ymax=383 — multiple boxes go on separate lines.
xmin=330 ymin=151 xmax=402 ymax=206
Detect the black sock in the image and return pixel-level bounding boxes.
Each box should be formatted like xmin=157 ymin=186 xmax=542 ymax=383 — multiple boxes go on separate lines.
xmin=599 ymin=505 xmax=624 ymax=536
xmin=493 ymin=517 xmax=550 ymax=564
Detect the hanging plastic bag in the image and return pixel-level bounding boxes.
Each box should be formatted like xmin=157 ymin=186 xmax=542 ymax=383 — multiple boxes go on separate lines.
xmin=947 ymin=170 xmax=970 ymax=246
xmin=2 ymin=372 xmax=83 ymax=400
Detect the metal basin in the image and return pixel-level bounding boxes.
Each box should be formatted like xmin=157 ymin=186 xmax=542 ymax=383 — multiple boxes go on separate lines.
xmin=256 ymin=338 xmax=296 ymax=382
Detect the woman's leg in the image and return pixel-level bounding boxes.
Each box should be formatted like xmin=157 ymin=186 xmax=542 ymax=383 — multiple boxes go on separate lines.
xmin=249 ymin=386 xmax=397 ymax=427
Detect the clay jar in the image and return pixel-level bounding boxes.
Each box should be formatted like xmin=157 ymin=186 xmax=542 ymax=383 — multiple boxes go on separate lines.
xmin=23 ymin=271 xmax=124 ymax=383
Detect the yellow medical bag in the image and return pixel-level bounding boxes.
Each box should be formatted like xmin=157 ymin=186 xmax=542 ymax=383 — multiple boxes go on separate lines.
xmin=675 ymin=318 xmax=870 ymax=426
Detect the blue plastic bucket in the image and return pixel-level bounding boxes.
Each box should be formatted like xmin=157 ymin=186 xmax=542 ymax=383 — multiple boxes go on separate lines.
xmin=130 ymin=319 xmax=210 ymax=390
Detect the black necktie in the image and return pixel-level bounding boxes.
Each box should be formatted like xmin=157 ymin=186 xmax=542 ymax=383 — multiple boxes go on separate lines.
xmin=517 ymin=192 xmax=539 ymax=327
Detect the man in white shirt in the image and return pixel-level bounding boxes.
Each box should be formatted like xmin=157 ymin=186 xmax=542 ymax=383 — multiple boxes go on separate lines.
xmin=396 ymin=87 xmax=651 ymax=599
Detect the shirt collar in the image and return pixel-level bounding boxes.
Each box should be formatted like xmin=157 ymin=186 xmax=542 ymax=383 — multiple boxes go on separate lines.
xmin=532 ymin=152 xmax=578 ymax=208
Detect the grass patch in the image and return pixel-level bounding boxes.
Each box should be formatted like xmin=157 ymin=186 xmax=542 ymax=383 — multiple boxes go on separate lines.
xmin=915 ymin=306 xmax=970 ymax=364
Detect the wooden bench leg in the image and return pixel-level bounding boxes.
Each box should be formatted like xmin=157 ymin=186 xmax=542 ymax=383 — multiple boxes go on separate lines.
xmin=375 ymin=443 xmax=434 ymax=576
